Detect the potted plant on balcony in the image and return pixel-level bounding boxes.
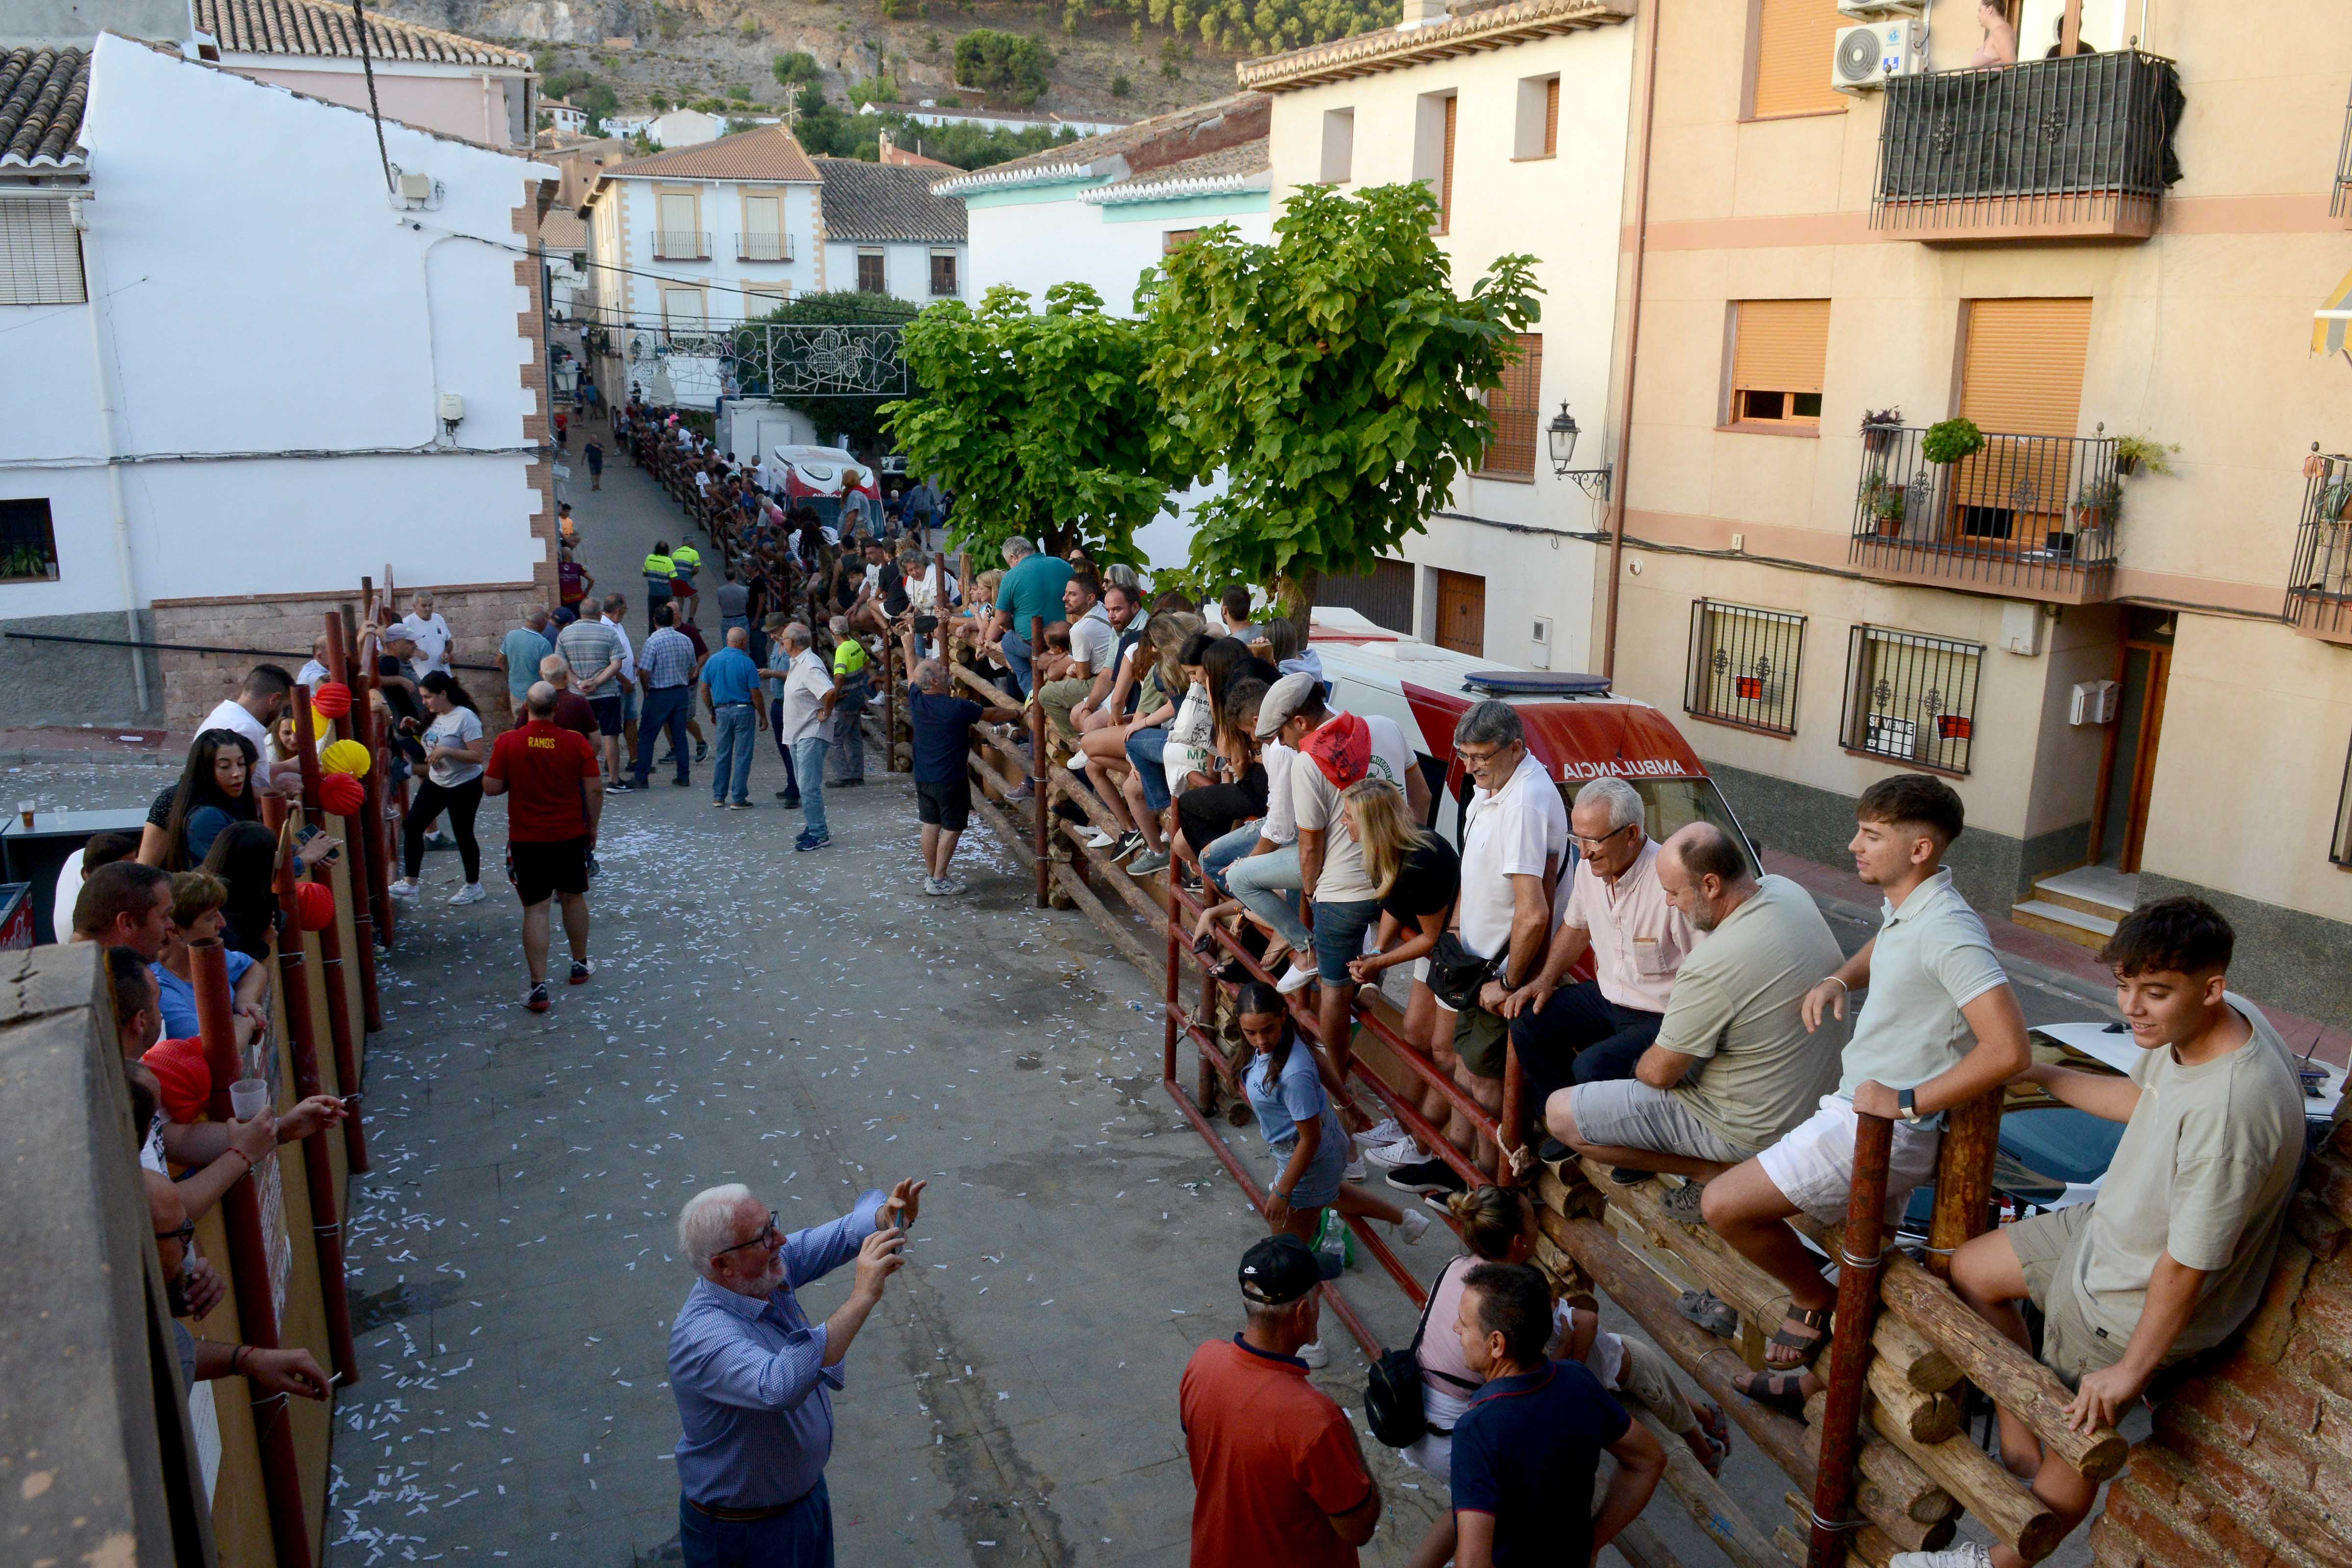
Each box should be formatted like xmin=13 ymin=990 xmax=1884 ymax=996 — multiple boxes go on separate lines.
xmin=1862 ymin=475 xmax=1908 ymax=537
xmin=1920 ymin=417 xmax=1985 ymax=466
xmin=1860 ymin=408 xmax=1903 ymax=454
xmin=2072 ymin=473 xmax=2123 ymax=539
xmin=2113 ymin=435 xmax=2178 ymax=477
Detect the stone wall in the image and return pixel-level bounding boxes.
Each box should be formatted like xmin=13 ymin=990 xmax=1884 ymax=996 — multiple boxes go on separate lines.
xmin=0 ymin=609 xmax=161 ymax=729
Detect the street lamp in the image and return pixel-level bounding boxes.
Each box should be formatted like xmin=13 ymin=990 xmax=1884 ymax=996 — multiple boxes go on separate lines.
xmin=1548 ymin=401 xmax=1613 ymax=500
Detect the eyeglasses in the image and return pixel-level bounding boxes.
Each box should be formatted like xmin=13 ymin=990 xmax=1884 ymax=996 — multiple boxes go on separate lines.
xmin=1571 ymin=822 xmax=1638 ymax=853
xmin=710 ymin=1212 xmax=782 ymax=1261
xmin=155 ymin=1220 xmax=196 ymax=1248
xmin=1457 ymin=742 xmax=1521 ymax=769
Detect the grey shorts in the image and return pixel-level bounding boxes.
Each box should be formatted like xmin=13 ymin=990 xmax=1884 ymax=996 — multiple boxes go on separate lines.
xmin=1566 ymin=1079 xmax=1753 ymax=1167
xmin=2009 ymin=1203 xmax=2132 ymax=1388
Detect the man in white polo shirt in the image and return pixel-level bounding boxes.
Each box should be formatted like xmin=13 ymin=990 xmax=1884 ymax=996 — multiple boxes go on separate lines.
xmin=1701 ymin=773 xmax=2031 ymax=1414
xmin=196 ymin=663 xmax=300 ymax=797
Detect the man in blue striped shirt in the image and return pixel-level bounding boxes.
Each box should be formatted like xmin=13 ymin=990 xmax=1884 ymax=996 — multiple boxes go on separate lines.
xmin=668 ymin=1177 xmax=923 ymax=1567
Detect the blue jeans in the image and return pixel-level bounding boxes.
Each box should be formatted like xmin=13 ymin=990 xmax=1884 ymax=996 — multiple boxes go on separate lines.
xmin=1125 ymin=725 xmax=1172 ymax=812
xmin=1310 ymin=897 xmax=1382 ymax=985
xmin=1201 ymin=822 xmax=1262 ymax=894
xmin=1001 ymin=631 xmax=1034 ymax=697
xmin=710 ymin=704 xmax=756 ymax=803
xmin=678 ymin=1476 xmax=833 ymax=1568
xmin=1227 ymin=844 xmax=1308 ymax=952
xmin=792 ymin=736 xmax=830 ymax=838
xmin=633 ymin=685 xmax=692 ymax=785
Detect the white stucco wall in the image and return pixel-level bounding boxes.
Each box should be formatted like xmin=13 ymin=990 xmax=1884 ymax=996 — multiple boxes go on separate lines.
xmin=222 ymin=56 xmax=529 ymax=147
xmin=819 ymin=239 xmax=967 ymax=306
xmin=600 ymin=176 xmax=823 ymax=326
xmin=0 ymin=34 xmax=553 ymax=619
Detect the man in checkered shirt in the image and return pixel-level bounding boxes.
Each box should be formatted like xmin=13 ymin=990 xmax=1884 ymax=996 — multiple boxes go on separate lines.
xmin=630 ymin=604 xmax=702 ymax=790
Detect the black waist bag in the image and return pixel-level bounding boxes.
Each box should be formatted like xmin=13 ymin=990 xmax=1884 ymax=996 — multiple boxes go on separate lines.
xmin=1427 ymin=931 xmax=1499 ymax=1014
xmin=1365 ymin=1258 xmax=1479 ymax=1447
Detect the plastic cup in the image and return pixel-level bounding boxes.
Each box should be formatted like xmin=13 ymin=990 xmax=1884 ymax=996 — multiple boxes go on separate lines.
xmin=14 ymin=801 xmax=30 ymax=830
xmin=229 ymin=1078 xmax=270 ymax=1122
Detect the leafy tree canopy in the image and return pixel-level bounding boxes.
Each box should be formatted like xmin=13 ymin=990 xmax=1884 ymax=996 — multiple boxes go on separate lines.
xmin=953 ymin=29 xmax=1055 ymax=105
xmin=773 ymin=51 xmax=823 ymax=87
xmin=884 ymin=284 xmax=1184 ymax=564
xmin=792 ymin=83 xmax=1082 ymax=170
xmin=1139 ymin=182 xmax=1540 ymax=620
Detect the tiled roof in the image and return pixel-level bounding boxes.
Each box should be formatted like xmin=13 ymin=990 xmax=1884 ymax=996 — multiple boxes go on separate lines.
xmin=814 ymin=157 xmax=966 ymax=243
xmin=596 ymin=124 xmax=821 ymax=185
xmin=539 ymin=209 xmax=586 ymax=249
xmin=1077 ymin=138 xmax=1268 ymax=206
xmin=1237 ymin=0 xmax=1630 ymax=90
xmin=931 ymin=93 xmax=1267 ymax=197
xmin=194 ymin=0 xmax=533 ymax=70
xmin=0 ymin=47 xmax=89 ymax=171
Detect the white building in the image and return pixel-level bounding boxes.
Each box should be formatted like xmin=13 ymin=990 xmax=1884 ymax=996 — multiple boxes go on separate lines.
xmin=543 ymin=98 xmax=586 ymax=136
xmin=0 ymin=32 xmax=559 ymax=730
xmin=863 ymin=100 xmax=1131 ymax=138
xmin=1244 ymin=0 xmax=1635 ymax=670
xmin=815 ymin=157 xmax=966 ymax=305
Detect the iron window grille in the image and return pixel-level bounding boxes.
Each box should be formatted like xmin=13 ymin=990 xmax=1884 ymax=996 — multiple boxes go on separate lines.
xmin=0 ymin=498 xmax=60 ymax=583
xmin=2335 ymin=76 xmax=2352 ymax=219
xmin=1685 ymin=601 xmax=1805 ymax=737
xmin=1851 ymin=424 xmax=2119 ymax=598
xmin=1841 ymin=625 xmax=1984 ymax=776
xmin=653 ymin=230 xmax=711 ymax=261
xmin=2286 ymin=450 xmax=2352 ymax=640
xmin=736 ymin=232 xmax=790 ymax=261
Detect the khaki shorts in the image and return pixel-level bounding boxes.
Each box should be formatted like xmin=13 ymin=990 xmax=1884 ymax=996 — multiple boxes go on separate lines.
xmin=1453 ymin=1005 xmax=1510 ymax=1079
xmin=2007 ymin=1203 xmax=2131 ymax=1388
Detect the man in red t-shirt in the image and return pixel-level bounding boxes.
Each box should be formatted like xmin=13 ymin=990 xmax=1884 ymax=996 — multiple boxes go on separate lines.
xmin=1179 ymin=1235 xmax=1382 ymax=1567
xmin=484 ymin=682 xmax=604 ymax=1013
xmin=536 ymin=652 xmax=601 ymax=749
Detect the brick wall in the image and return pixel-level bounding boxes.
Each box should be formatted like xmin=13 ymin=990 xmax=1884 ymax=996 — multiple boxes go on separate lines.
xmin=2088 ymin=1118 xmax=2352 ymax=1568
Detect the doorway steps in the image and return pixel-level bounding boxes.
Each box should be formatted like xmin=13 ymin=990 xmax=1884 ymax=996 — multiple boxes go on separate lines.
xmin=2011 ymin=865 xmax=2138 ymax=952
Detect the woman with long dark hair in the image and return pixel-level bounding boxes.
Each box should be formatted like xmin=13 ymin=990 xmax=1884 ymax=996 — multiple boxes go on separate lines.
xmin=390 ymin=672 xmax=488 ymax=906
xmin=142 ymin=729 xmax=261 ymax=870
xmin=199 ymin=820 xmax=283 ymax=962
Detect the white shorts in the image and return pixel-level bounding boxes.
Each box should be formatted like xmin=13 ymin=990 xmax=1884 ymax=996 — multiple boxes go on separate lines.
xmin=1756 ymin=1096 xmax=1942 ymax=1225
xmin=1398 ymin=1383 xmax=1473 ymax=1482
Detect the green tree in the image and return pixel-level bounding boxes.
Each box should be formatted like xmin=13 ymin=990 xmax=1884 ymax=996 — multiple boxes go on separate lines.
xmin=884 ymin=284 xmax=1182 ymax=563
xmin=736 ymin=291 xmax=923 ymax=453
xmin=772 ymin=50 xmax=822 ymax=88
xmin=952 ymin=29 xmax=1054 ymax=104
xmin=1139 ymin=183 xmax=1540 ymax=623
xmin=1111 ymin=72 xmax=1131 ymax=97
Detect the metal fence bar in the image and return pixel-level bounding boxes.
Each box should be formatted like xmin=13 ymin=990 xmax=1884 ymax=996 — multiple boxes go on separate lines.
xmin=1685 ymin=600 xmax=1806 ymax=736
xmin=2286 ymin=451 xmax=2352 ymax=640
xmin=1849 ymin=425 xmax=2118 ymax=598
xmin=2333 ymin=76 xmax=2352 ymax=219
xmin=1840 ymin=623 xmax=1985 ymax=776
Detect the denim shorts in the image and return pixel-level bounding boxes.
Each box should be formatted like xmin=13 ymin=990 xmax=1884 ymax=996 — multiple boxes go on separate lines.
xmin=1268 ymin=1125 xmax=1348 ymax=1209
xmin=1310 ymin=897 xmax=1381 ymax=985
xmin=1126 ymin=726 xmax=1172 ymax=812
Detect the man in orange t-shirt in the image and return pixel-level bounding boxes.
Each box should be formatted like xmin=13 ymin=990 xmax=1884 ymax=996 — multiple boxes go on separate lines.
xmin=484 ymin=682 xmax=604 ymax=1014
xmin=1179 ymin=1235 xmax=1382 ymax=1567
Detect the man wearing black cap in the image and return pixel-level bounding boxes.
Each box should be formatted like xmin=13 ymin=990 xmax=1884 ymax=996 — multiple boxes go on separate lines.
xmin=1178 ymin=1235 xmax=1382 ymax=1567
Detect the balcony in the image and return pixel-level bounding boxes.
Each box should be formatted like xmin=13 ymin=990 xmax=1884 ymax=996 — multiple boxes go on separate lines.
xmin=653 ymin=229 xmax=710 ymax=261
xmin=736 ymin=232 xmax=791 ymax=262
xmin=2335 ymin=78 xmax=2352 ymax=222
xmin=2286 ymin=451 xmax=2352 ymax=643
xmin=1872 ymin=50 xmax=2182 ymax=243
xmin=1849 ymin=425 xmax=2119 ymax=603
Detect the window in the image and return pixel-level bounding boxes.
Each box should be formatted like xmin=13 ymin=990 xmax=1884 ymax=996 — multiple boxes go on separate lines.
xmin=2334 ymin=733 xmax=2352 ymax=868
xmin=1750 ymin=0 xmax=1847 ymax=120
xmin=1161 ymin=229 xmax=1200 ymax=255
xmin=1728 ymin=299 xmax=1829 ymax=426
xmin=1476 ymin=333 xmax=1543 ymax=479
xmin=1320 ymin=108 xmax=1354 ymax=183
xmin=739 ymin=194 xmax=785 ymax=261
xmin=655 ymin=191 xmax=704 ymax=259
xmin=1948 ymin=297 xmax=2093 ymax=541
xmin=857 ymin=248 xmax=885 ymax=293
xmin=0 ymin=499 xmax=58 ymax=583
xmin=0 ymin=200 xmax=86 ymax=305
xmin=1841 ymin=625 xmax=1984 ymax=775
xmin=1416 ymin=91 xmax=1457 ymax=232
xmin=742 ymin=282 xmax=789 ymax=317
xmin=660 ymin=285 xmax=707 ymax=335
xmin=1686 ymin=601 xmax=1804 ymax=735
xmin=930 ymin=250 xmax=959 ymax=296
xmin=1515 ymin=75 xmax=1560 ymax=159
xmin=1320 ymin=558 xmax=1414 ymax=634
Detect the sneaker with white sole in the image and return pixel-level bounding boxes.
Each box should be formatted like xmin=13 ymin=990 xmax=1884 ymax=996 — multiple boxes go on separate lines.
xmin=1353 ymin=1119 xmax=1404 ymax=1150
xmin=1274 ymin=963 xmax=1317 ymax=995
xmin=1127 ymin=848 xmax=1170 ymax=876
xmin=1081 ymin=827 xmax=1117 ymax=849
xmin=1386 ymin=1157 xmax=1467 ymax=1200
xmin=1297 ymin=1340 xmax=1329 ymax=1369
xmin=922 ymin=876 xmax=945 ymax=895
xmin=387 ymin=879 xmax=419 ymax=899
xmin=935 ymin=873 xmax=968 ymax=895
xmin=1398 ymin=1207 xmax=1431 ymax=1246
xmin=1343 ymin=1157 xmax=1367 ymax=1181
xmin=448 ymin=883 xmax=486 ymax=906
xmin=1361 ymin=1136 xmax=1425 ymax=1170
xmin=1889 ymin=1546 xmax=1991 ymax=1568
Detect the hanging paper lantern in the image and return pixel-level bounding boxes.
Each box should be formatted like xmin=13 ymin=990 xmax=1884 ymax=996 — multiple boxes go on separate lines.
xmin=310 ymin=681 xmax=353 ymax=719
xmin=319 ymin=738 xmax=372 ymax=777
xmin=294 ymin=880 xmax=338 ymax=932
xmin=318 ymin=772 xmax=366 ymax=817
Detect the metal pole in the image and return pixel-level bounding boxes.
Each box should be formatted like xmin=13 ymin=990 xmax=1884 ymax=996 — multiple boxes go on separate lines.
xmin=326 ymin=612 xmax=390 ymax=1027
xmin=295 ymin=686 xmax=370 ymax=1175
xmin=1600 ymin=0 xmax=1665 ymax=681
xmin=71 ymin=195 xmax=150 ymax=713
xmin=1030 ymin=612 xmax=1048 ymax=909
xmin=1805 ymin=1111 xmax=1894 ymax=1568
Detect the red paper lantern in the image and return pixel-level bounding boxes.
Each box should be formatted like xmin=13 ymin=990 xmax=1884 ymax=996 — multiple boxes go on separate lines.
xmin=310 ymin=681 xmax=353 ymax=719
xmin=294 ymin=880 xmax=337 ymax=932
xmin=319 ymin=772 xmax=365 ymax=817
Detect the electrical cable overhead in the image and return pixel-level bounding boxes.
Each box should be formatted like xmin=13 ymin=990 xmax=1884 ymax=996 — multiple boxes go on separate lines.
xmin=350 ymin=0 xmax=396 ymax=196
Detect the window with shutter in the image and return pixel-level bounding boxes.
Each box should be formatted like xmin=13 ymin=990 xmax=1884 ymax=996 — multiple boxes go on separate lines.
xmin=1750 ymin=0 xmax=1847 ymax=120
xmin=660 ymin=285 xmax=706 ymax=333
xmin=1950 ymin=297 xmax=2093 ymax=539
xmin=930 ymin=250 xmax=958 ymax=296
xmin=655 ymin=191 xmax=702 ymax=259
xmin=740 ymin=195 xmax=784 ymax=261
xmin=1477 ymin=333 xmax=1543 ymax=479
xmin=857 ymin=248 xmax=886 ymax=293
xmin=1162 ymin=229 xmax=1200 ymax=255
xmin=1440 ymin=94 xmax=1458 ymax=232
xmin=1545 ymin=77 xmax=1560 ymax=154
xmin=0 ymin=201 xmax=86 ymax=306
xmin=1516 ymin=75 xmax=1561 ymax=159
xmin=1729 ymin=299 xmax=1830 ymax=426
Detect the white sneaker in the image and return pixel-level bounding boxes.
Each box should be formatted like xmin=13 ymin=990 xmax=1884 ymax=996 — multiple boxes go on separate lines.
xmin=922 ymin=876 xmax=945 ymax=895
xmin=936 ymin=873 xmax=968 ymax=896
xmin=1297 ymin=1340 xmax=1329 ymax=1369
xmin=448 ymin=883 xmax=486 ymax=906
xmin=1081 ymin=827 xmax=1117 ymax=849
xmin=1274 ymin=963 xmax=1316 ymax=995
xmin=1343 ymin=1157 xmax=1367 ymax=1181
xmin=1353 ymin=1118 xmax=1404 ymax=1149
xmin=387 ymin=879 xmax=418 ymax=899
xmin=1889 ymin=1547 xmax=1990 ymax=1568
xmin=1398 ymin=1207 xmax=1431 ymax=1246
xmin=1362 ymin=1136 xmax=1425 ymax=1170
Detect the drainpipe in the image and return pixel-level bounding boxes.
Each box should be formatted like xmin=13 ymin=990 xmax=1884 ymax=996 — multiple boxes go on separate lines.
xmin=1599 ymin=0 xmax=1663 ymax=682
xmin=72 ymin=193 xmax=151 ymax=713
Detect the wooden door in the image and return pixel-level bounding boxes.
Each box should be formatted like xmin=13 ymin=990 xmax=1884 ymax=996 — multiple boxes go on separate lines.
xmin=2090 ymin=640 xmax=2171 ymax=872
xmin=1435 ymin=569 xmax=1485 ymax=657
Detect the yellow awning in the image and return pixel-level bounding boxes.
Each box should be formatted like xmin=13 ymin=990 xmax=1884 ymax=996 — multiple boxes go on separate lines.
xmin=2316 ymin=263 xmax=2352 ymax=359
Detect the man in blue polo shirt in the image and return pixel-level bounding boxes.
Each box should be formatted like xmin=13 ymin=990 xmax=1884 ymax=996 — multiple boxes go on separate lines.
xmin=1445 ymin=1262 xmax=1663 ymax=1568
xmin=700 ymin=626 xmax=766 ymax=809
xmin=988 ymin=536 xmax=1071 ymax=697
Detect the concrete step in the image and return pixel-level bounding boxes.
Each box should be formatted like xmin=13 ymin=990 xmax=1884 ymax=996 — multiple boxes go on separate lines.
xmin=2032 ymin=865 xmax=2137 ymax=922
xmin=2011 ymin=898 xmax=2119 ymax=952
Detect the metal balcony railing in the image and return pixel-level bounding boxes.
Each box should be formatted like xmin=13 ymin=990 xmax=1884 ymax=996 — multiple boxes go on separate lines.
xmin=1873 ymin=50 xmax=2182 ymax=241
xmin=1850 ymin=424 xmax=2120 ymax=601
xmin=2286 ymin=451 xmax=2352 ymax=641
xmin=736 ymin=232 xmax=790 ymax=262
xmin=653 ymin=230 xmax=710 ymax=261
xmin=2334 ymin=78 xmax=2352 ymax=219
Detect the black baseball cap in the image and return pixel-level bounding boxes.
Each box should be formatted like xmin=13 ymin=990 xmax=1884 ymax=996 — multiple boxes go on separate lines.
xmin=1238 ymin=1234 xmax=1321 ymax=1305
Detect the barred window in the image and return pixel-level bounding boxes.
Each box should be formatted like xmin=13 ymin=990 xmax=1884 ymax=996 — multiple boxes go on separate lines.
xmin=2333 ymin=733 xmax=2352 ymax=868
xmin=1841 ymin=625 xmax=1984 ymax=775
xmin=1686 ymin=601 xmax=1804 ymax=736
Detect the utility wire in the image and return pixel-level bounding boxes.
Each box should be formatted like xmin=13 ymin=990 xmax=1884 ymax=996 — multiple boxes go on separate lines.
xmin=350 ymin=1 xmax=396 ymax=196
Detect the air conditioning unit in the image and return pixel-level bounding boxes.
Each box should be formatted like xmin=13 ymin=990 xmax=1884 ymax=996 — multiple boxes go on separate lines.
xmin=1837 ymin=0 xmax=1923 ymax=17
xmin=1832 ymin=21 xmax=1922 ymax=93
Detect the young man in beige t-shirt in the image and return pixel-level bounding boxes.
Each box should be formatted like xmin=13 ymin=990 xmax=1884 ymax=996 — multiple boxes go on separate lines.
xmin=1897 ymin=896 xmax=2307 ymax=1568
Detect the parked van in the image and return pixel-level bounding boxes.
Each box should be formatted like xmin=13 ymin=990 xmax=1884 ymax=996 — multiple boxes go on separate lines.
xmin=1307 ymin=607 xmax=1758 ymax=871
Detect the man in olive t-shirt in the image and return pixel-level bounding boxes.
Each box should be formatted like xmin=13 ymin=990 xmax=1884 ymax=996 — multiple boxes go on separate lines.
xmin=1902 ymin=897 xmax=2306 ymax=1568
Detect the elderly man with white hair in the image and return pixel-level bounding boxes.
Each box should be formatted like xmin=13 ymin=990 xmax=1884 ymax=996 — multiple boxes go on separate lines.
xmin=668 ymin=1175 xmax=924 ymax=1567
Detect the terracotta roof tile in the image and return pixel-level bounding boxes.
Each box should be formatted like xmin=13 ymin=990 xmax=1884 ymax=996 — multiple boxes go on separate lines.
xmin=597 ymin=124 xmax=822 ymax=185
xmin=539 ymin=209 xmax=586 ymax=249
xmin=1237 ymin=0 xmax=1630 ymax=91
xmin=814 ymin=157 xmax=966 ymax=243
xmin=0 ymin=46 xmax=90 ymax=169
xmin=194 ymin=0 xmax=533 ymax=71
xmin=931 ymin=93 xmax=1267 ymax=196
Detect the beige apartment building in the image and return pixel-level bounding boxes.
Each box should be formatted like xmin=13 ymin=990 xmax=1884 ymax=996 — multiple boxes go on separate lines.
xmin=1549 ymin=0 xmax=2352 ymax=1021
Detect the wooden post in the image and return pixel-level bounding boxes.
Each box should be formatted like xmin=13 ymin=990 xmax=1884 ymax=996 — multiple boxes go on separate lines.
xmin=1029 ymin=613 xmax=1048 ymax=909
xmin=323 ymin=611 xmax=385 ymax=1032
xmin=191 ymin=938 xmax=317 ymax=1568
xmin=1499 ymin=1042 xmax=1528 ymax=1188
xmin=1927 ymin=1089 xmax=2003 ymax=1279
xmin=294 ymin=686 xmax=369 ymax=1175
xmin=1807 ymin=1110 xmax=1893 ymax=1568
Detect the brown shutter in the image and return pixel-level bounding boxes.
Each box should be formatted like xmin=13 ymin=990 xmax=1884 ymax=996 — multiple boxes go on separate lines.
xmin=1957 ymin=298 xmax=2093 ymax=436
xmin=1440 ymin=95 xmax=1457 ymax=233
xmin=1544 ymin=77 xmax=1560 ymax=155
xmin=1732 ymin=299 xmax=1832 ymax=398
xmin=1478 ymin=333 xmax=1544 ymax=477
xmin=1752 ymin=0 xmax=1847 ymax=120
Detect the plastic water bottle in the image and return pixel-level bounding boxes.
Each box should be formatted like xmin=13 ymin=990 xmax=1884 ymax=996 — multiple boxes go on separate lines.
xmin=1312 ymin=1208 xmax=1352 ymax=1277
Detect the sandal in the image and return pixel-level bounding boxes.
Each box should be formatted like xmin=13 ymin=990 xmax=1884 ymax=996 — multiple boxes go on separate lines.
xmin=1732 ymin=1368 xmax=1811 ymax=1416
xmin=1676 ymin=1289 xmax=1738 ymax=1338
xmin=1696 ymin=1400 xmax=1733 ymax=1460
xmin=1762 ymin=1304 xmax=1833 ymax=1371
xmin=1209 ymin=956 xmax=1251 ymax=984
xmin=1699 ymin=1432 xmax=1729 ymax=1478
xmin=1660 ymin=1180 xmax=1708 ymax=1227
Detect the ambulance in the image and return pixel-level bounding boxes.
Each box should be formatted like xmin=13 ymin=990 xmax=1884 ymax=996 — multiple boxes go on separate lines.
xmin=1306 ymin=607 xmax=1760 ymax=873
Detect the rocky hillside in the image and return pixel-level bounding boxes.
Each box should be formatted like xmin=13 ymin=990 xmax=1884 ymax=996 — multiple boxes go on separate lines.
xmin=378 ymin=0 xmax=1324 ymax=128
